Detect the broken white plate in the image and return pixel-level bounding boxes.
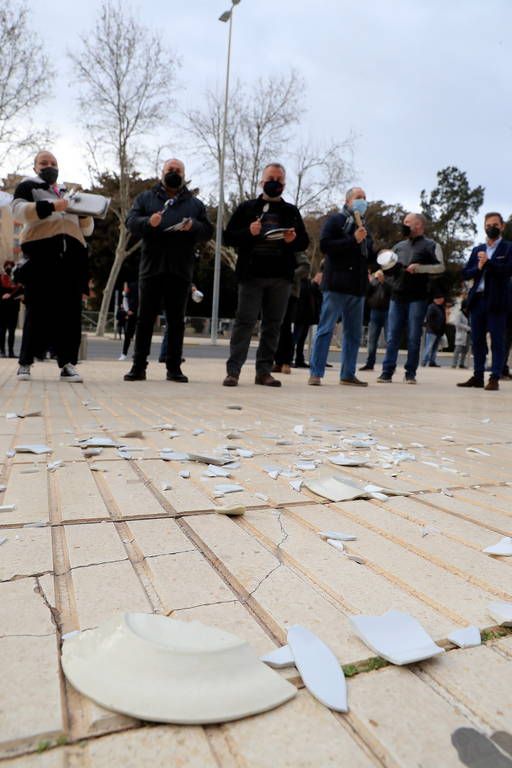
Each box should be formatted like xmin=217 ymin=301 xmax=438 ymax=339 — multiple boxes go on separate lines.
xmin=213 ymin=484 xmax=244 ymax=495
xmin=62 ymin=613 xmax=296 ymax=723
xmin=295 ymin=461 xmax=316 ymax=471
xmin=287 ymin=625 xmax=348 ymax=712
xmin=47 ymin=460 xmax=63 ymax=472
xmin=260 ymin=645 xmax=296 ymax=669
xmin=447 ymin=626 xmax=481 ymax=648
xmin=293 ymin=425 xmax=304 ymax=435
xmin=488 ymin=601 xmax=512 ymax=626
xmin=289 ymin=479 xmax=303 ymax=492
xmin=326 ymin=539 xmax=345 ymax=552
xmin=236 ymin=448 xmax=254 ymax=458
xmin=349 ymin=610 xmax=444 ymax=665
xmin=15 ymin=444 xmax=53 ymax=455
xmin=152 ymin=423 xmax=177 ymax=431
xmin=179 ymin=470 xmax=190 ymax=479
xmin=214 ymin=505 xmax=245 ymax=517
xmin=188 ymin=453 xmax=231 ymax=466
xmin=78 ymin=437 xmax=119 ymax=448
xmin=318 ymin=531 xmax=357 ymax=542
xmin=160 ymin=450 xmax=189 ymax=461
xmin=483 ymin=537 xmax=512 ymax=556
xmin=203 ymin=465 xmax=231 ymax=478
xmin=328 ymin=454 xmax=370 ymax=467
xmin=0 ymin=504 xmax=16 ymax=513
xmin=302 ymin=476 xmax=369 ymax=502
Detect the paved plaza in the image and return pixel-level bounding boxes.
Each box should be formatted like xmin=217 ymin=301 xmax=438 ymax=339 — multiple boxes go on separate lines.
xmin=1 ymin=354 xmax=511 ymax=767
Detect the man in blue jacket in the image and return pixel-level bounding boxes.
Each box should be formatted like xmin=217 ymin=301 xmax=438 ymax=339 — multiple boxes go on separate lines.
xmin=308 ymin=187 xmax=373 ymax=386
xmin=123 ymin=158 xmax=213 ymax=382
xmin=458 ymin=212 xmax=512 ymax=391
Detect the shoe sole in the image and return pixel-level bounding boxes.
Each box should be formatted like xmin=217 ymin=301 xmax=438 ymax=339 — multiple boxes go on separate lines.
xmin=17 ymin=376 xmax=31 ymax=381
xmin=60 ymin=377 xmax=83 ymax=383
xmin=340 ymin=380 xmax=368 ymax=387
xmin=308 ymin=380 xmax=321 ymax=386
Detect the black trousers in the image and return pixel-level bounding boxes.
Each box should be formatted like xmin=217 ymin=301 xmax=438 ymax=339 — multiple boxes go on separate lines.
xmin=19 ymin=261 xmax=83 ymax=369
xmin=132 ymin=274 xmax=190 ymax=373
xmin=0 ymin=301 xmax=20 ymax=354
xmin=274 ymin=295 xmax=298 ymax=365
xmin=227 ymin=278 xmax=291 ymax=376
xmin=122 ymin=313 xmax=137 ymax=356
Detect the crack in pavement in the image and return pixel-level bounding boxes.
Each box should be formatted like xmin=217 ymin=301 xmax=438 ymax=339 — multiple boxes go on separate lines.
xmin=243 ymin=508 xmax=289 ymax=602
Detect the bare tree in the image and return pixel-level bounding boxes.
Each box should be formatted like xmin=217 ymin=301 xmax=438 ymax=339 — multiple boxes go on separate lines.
xmin=185 ymin=70 xmax=304 ymax=203
xmin=0 ymin=1 xmax=54 ymax=172
xmin=69 ymin=0 xmax=179 ymax=335
xmin=288 ymin=139 xmax=355 ymax=214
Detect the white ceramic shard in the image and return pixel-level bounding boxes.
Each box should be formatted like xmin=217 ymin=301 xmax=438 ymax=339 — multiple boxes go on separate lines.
xmin=483 ymin=537 xmax=512 ymax=556
xmin=236 ymin=448 xmax=254 ymax=458
xmin=488 ymin=601 xmax=512 ymax=626
xmin=326 ymin=539 xmax=345 ymax=552
xmin=61 ymin=613 xmax=296 ymax=723
xmin=295 ymin=461 xmax=316 ymax=471
xmin=214 ymin=505 xmax=245 ymax=516
xmin=6 ymin=412 xmax=18 ymax=419
xmin=289 ymin=479 xmax=303 ymax=492
xmin=0 ymin=504 xmax=16 ymax=512
xmin=15 ymin=444 xmax=53 ymax=455
xmin=447 ymin=626 xmax=481 ymax=648
xmin=78 ymin=437 xmax=119 ymax=448
xmin=466 ymin=447 xmax=490 ymax=456
xmin=260 ymin=645 xmax=296 ymax=669
xmin=161 ymin=482 xmax=172 ymax=491
xmin=287 ymin=625 xmax=348 ymax=712
xmin=160 ymin=450 xmax=189 ymax=461
xmin=328 ymin=454 xmax=370 ymax=467
xmin=192 ymin=429 xmax=205 ymax=436
xmin=179 ymin=470 xmax=190 ymax=479
xmin=0 ymin=536 xmax=7 ymax=545
xmin=47 ymin=460 xmax=63 ymax=472
xmin=213 ymin=483 xmax=244 ymax=495
xmin=153 ymin=423 xmax=177 ymax=430
xmin=255 ymin=492 xmax=269 ymax=501
xmin=349 ymin=610 xmax=444 ymax=665
xmin=318 ymin=531 xmax=357 ymax=542
xmin=293 ymin=425 xmax=304 ymax=435
xmin=203 ymin=465 xmax=231 ymax=478
xmin=82 ymin=447 xmax=103 ymax=458
xmin=302 ymin=477 xmax=369 ymax=502
xmin=188 ymin=453 xmax=231 ymax=466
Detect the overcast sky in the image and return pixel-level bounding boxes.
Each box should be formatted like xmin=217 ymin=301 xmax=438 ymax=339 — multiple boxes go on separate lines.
xmin=7 ymin=0 xmax=512 ymax=233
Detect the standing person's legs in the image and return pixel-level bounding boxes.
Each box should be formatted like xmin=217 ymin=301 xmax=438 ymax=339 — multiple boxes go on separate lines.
xmin=459 ymin=342 xmax=468 ymax=367
xmin=123 ymin=314 xmax=137 ymax=357
xmin=53 ymin=284 xmax=83 ymax=368
xmin=339 ymin=294 xmax=364 ymax=381
xmin=381 ymin=300 xmax=406 ymax=378
xmin=293 ymin=323 xmax=309 ymax=366
xmin=162 ymin=275 xmax=190 ymax=375
xmin=488 ymin=312 xmax=506 ymax=380
xmin=158 ymin=319 xmax=168 ymax=363
xmin=274 ymin=295 xmax=297 ymax=367
xmin=310 ymin=291 xmax=343 ymax=378
xmin=257 ymin=279 xmax=292 ymax=376
xmin=365 ymin=308 xmax=386 ymax=368
xmin=405 ymin=299 xmax=428 ymax=379
xmin=7 ymin=303 xmax=19 ymax=356
xmin=501 ymin=312 xmax=512 ymax=376
xmin=469 ymin=299 xmax=487 ymax=379
xmin=18 ymin=277 xmax=48 ymax=367
xmin=422 ymin=331 xmax=436 ymax=365
xmin=0 ymin=309 xmax=6 ymax=356
xmin=131 ymin=277 xmax=163 ymax=372
xmin=226 ymin=280 xmax=264 ymax=377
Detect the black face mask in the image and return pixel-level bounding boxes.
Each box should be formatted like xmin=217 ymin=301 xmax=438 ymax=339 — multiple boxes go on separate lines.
xmin=263 ymin=180 xmax=284 ymax=198
xmin=485 ymin=225 xmax=501 ymax=240
xmin=39 ymin=166 xmax=59 ymax=185
xmin=164 ymin=171 xmax=182 ymax=189
xmin=5 ymin=267 xmax=11 ymax=275
xmin=401 ymin=224 xmax=411 ymax=237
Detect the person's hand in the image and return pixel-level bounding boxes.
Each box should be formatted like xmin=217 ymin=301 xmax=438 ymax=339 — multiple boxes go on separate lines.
xmin=354 ymin=226 xmax=367 ymax=244
xmin=374 ymin=269 xmax=385 ymax=282
xmin=283 ymin=228 xmax=296 ymax=243
xmin=477 ymin=250 xmax=488 ymax=269
xmin=249 ymin=219 xmax=262 ymax=236
xmin=406 ymin=263 xmax=419 ymax=273
xmin=53 ymin=199 xmax=69 ymax=213
xmin=149 ymin=213 xmax=162 ymax=228
xmin=127 ymin=310 xmax=133 ymax=316
xmin=181 ymin=218 xmax=193 ymax=232
xmin=2 ymin=293 xmax=9 ymax=299
xmin=312 ymin=271 xmax=323 ymax=285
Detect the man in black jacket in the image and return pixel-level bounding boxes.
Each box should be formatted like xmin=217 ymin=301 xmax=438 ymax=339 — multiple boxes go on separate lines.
xmin=123 ymin=158 xmax=213 ymax=382
xmin=457 ymin=212 xmax=512 ymax=391
xmin=377 ymin=213 xmax=444 ymax=384
xmin=222 ymin=163 xmax=309 ymax=387
xmin=309 ymin=187 xmax=373 ymax=386
xmin=359 ymin=268 xmax=391 ymax=371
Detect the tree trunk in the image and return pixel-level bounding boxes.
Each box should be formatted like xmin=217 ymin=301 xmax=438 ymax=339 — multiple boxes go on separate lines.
xmin=95 ymin=221 xmax=127 ymax=336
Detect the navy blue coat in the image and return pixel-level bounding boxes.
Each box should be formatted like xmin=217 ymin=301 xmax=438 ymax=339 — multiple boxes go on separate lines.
xmin=463 ymin=239 xmax=512 ymax=313
xmin=320 ymin=211 xmax=374 ymax=297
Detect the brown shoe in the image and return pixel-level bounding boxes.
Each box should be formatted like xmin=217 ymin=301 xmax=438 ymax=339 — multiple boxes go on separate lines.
xmin=255 ymin=373 xmax=281 ymax=387
xmin=223 ymin=373 xmax=239 ymax=387
xmin=271 ymin=364 xmax=282 ymax=373
xmin=340 ymin=376 xmax=368 ymax=387
xmin=308 ymin=376 xmax=321 ymax=386
xmin=485 ymin=377 xmax=499 ymax=391
xmin=281 ymin=364 xmax=292 ymax=374
xmin=457 ymin=376 xmax=484 ymax=388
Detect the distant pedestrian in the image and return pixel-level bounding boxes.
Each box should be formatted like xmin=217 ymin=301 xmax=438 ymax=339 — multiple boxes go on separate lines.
xmin=422 ymin=295 xmax=446 ymax=367
xmin=451 ymin=299 xmax=470 ymax=369
xmin=273 ymin=253 xmax=310 ymax=374
xmin=458 ymin=212 xmax=512 ymax=391
xmin=359 ymin=268 xmax=391 ymax=371
xmin=0 ymin=261 xmax=23 ymax=358
xmin=118 ymin=281 xmax=138 ymax=361
xmin=292 ymin=270 xmax=323 ymax=367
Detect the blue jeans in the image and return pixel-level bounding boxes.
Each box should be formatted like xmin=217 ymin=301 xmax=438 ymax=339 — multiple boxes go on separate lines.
xmin=310 ymin=292 xmax=364 ymax=379
xmin=422 ymin=331 xmax=440 ymax=365
xmin=365 ymin=308 xmax=388 ymax=367
xmin=381 ymin=299 xmax=428 ymax=379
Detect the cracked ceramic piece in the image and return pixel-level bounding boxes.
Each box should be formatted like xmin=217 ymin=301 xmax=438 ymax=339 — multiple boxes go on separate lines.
xmin=236 ymin=448 xmax=254 ymax=458
xmin=179 ymin=470 xmax=191 ymax=479
xmin=214 ymin=505 xmax=245 ymax=516
xmin=77 ymin=437 xmax=119 ymax=448
xmin=318 ymin=531 xmax=357 ymax=542
xmin=61 ymin=613 xmax=296 ymax=723
xmin=160 ymin=450 xmax=190 ymax=461
xmin=349 ymin=610 xmax=444 ymax=665
xmin=466 ymin=447 xmax=490 ymax=456
xmin=326 ymin=539 xmax=345 ymax=552
xmin=192 ymin=429 xmax=205 ymax=436
xmin=287 ymin=625 xmax=348 ymax=712
xmin=47 ymin=460 xmax=63 ymax=472
xmin=0 ymin=536 xmax=7 ymax=545
xmin=295 ymin=461 xmax=316 ymax=471
xmin=328 ymin=454 xmax=370 ymax=467
xmin=161 ymin=482 xmax=172 ymax=491
xmin=203 ymin=465 xmax=231 ymax=478
xmin=15 ymin=444 xmax=53 ymax=454
xmin=188 ymin=453 xmax=232 ymax=466
xmin=260 ymin=645 xmax=296 ymax=669
xmin=488 ymin=601 xmax=512 ymax=626
xmin=293 ymin=425 xmax=304 ymax=435
xmin=82 ymin=447 xmax=103 ymax=458
xmin=483 ymin=537 xmax=512 ymax=556
xmin=153 ymin=423 xmax=177 ymax=430
xmin=0 ymin=504 xmax=16 ymax=512
xmin=289 ymin=479 xmax=303 ymax=492
xmin=213 ymin=483 xmax=244 ymax=495
xmin=303 ymin=476 xmax=369 ymax=502
xmin=447 ymin=626 xmax=481 ymax=648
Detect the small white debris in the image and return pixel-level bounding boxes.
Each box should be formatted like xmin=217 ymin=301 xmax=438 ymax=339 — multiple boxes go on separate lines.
xmin=192 ymin=428 xmax=205 ymax=436
xmin=160 ymin=482 xmax=172 ymax=491
xmin=6 ymin=412 xmax=18 ymax=420
xmin=326 ymin=538 xmax=345 ymax=552
xmin=47 ymin=460 xmax=63 ymax=472
xmin=15 ymin=444 xmax=53 ymax=454
xmin=466 ymin=447 xmax=490 ymax=456
xmin=152 ymin=423 xmax=177 ymax=431
xmin=83 ymin=447 xmax=103 ymax=458
xmin=293 ymin=424 xmax=304 ymax=435
xmin=255 ymin=492 xmax=269 ymax=501
xmin=481 ymin=418 xmax=491 ymax=424
xmin=295 ymin=461 xmax=316 ymax=471
xmin=23 ymin=521 xmax=46 ymax=528
xmin=483 ymin=537 xmax=512 ymax=556
xmin=318 ymin=531 xmax=357 ymax=541
xmin=90 ymin=464 xmax=106 ymax=472
xmin=213 ymin=483 xmax=244 ymax=495
xmin=160 ymin=450 xmax=189 ymax=461
xmin=236 ymin=448 xmax=254 ymax=458
xmin=410 ymin=442 xmax=424 ymax=448
xmin=0 ymin=485 xmax=6 ymax=492
xmin=0 ymin=536 xmax=7 ymax=545
xmin=62 ymin=630 xmax=81 ymax=641
xmin=442 ymin=488 xmax=454 ymax=497
xmin=179 ymin=470 xmax=191 ymax=479
xmin=441 ymin=435 xmax=455 ymax=442
xmin=289 ymin=479 xmax=303 ymax=492
xmin=77 ymin=437 xmax=118 ymax=448
xmin=203 ymin=465 xmax=231 ymax=478
xmin=447 ymin=626 xmax=481 ymax=648
xmin=0 ymin=504 xmax=16 ymax=512
xmin=122 ymin=538 xmax=135 ymax=544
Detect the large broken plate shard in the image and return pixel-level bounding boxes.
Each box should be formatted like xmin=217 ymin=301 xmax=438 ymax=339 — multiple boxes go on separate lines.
xmin=447 ymin=626 xmax=481 ymax=648
xmin=328 ymin=454 xmax=370 ymax=467
xmin=260 ymin=645 xmax=296 ymax=669
xmin=14 ymin=444 xmax=53 ymax=454
xmin=287 ymin=625 xmax=348 ymax=712
xmin=77 ymin=437 xmax=120 ymax=448
xmin=488 ymin=601 xmax=512 ymax=626
xmin=62 ymin=613 xmax=296 ymax=724
xmin=303 ymin=473 xmax=403 ymax=503
xmin=349 ymin=610 xmax=444 ymax=665
xmin=483 ymin=537 xmax=512 ymax=556
xmin=187 ymin=453 xmax=232 ymax=466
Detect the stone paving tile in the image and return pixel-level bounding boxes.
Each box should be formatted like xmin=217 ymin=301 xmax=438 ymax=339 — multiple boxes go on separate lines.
xmin=2 ymin=359 xmax=512 ymax=765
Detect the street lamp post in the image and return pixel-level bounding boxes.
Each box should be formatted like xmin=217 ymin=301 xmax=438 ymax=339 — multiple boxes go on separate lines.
xmin=210 ymin=0 xmax=241 ymax=344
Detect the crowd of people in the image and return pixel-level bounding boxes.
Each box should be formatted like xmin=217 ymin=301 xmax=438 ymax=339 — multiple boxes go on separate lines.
xmin=8 ymin=150 xmax=512 ymax=392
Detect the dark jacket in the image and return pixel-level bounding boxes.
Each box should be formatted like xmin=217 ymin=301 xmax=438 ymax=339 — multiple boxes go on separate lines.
xmin=320 ymin=208 xmax=374 ymax=296
xmin=387 ymin=236 xmax=440 ymax=302
xmin=425 ymin=302 xmax=446 ymax=335
xmin=463 ymin=239 xmax=512 ymax=314
xmin=224 ymin=196 xmax=309 ymax=282
xmin=366 ymin=276 xmax=391 ymax=310
xmin=126 ymin=185 xmax=213 ymax=281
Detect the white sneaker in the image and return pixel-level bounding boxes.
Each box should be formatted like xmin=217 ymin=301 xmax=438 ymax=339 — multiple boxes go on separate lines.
xmin=17 ymin=364 xmax=31 ymax=381
xmin=118 ymin=354 xmax=127 ymax=361
xmin=60 ymin=363 xmax=83 ymax=382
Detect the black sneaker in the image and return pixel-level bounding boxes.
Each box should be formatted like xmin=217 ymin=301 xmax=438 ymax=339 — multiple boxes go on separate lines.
xmin=167 ymin=370 xmax=188 ymax=383
xmin=124 ymin=367 xmax=147 ymax=381
xmin=60 ymin=363 xmax=83 ymax=382
xmin=377 ymin=373 xmax=392 ymax=383
xmin=359 ymin=364 xmax=374 ymax=371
